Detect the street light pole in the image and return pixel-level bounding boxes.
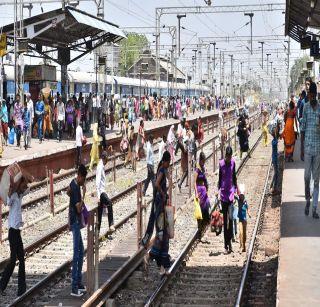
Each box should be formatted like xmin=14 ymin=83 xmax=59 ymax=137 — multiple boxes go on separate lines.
xmin=177 ymin=14 xmax=186 ymax=57
xmin=244 ymin=13 xmax=254 ymax=54
xmin=258 ymin=41 xmax=264 ymax=69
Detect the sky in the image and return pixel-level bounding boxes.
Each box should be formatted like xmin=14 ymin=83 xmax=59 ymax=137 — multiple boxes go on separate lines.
xmin=0 ymin=0 xmax=308 ymax=85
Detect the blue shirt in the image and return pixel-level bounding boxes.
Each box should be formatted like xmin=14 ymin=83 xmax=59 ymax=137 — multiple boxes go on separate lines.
xmin=35 ymin=100 xmax=44 ymax=116
xmin=0 ymin=104 xmax=8 ymax=123
xmin=300 ymin=101 xmax=320 ymax=155
xmin=238 ymin=200 xmax=248 ymax=221
xmin=69 ymin=179 xmax=81 ymax=225
xmin=272 ymin=138 xmax=278 ymax=164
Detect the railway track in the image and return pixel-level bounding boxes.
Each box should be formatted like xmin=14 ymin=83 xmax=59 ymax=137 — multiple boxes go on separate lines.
xmin=0 ymin=112 xmax=252 ymax=307
xmin=83 ymin=121 xmax=269 ymax=306
xmin=0 ymin=110 xmax=246 ymax=260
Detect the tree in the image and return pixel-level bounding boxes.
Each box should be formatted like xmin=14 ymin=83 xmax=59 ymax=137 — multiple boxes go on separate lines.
xmin=118 ymin=33 xmax=149 ymax=77
xmin=289 ymin=55 xmax=309 ymax=93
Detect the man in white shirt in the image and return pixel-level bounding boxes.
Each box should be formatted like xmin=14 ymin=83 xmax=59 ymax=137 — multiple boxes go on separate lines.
xmin=75 ymin=123 xmax=84 ymax=169
xmin=96 ymin=151 xmax=114 ymax=232
xmin=0 ymin=172 xmax=32 ymax=297
xmin=26 ymin=93 xmax=34 ymax=147
xmin=143 ymin=134 xmax=155 ymax=196
xmin=57 ymin=96 xmax=65 ymax=142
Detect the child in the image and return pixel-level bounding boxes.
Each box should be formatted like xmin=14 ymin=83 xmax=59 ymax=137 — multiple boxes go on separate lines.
xmin=270 ymin=124 xmax=279 ymax=194
xmin=237 ymin=184 xmax=251 ymax=253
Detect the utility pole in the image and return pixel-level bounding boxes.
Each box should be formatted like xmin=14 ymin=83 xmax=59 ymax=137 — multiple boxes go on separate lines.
xmin=285 ymin=39 xmax=290 ymax=100
xmin=192 ymin=48 xmax=197 ymax=84
xmin=258 ymin=41 xmax=264 ymax=69
xmin=244 ymin=13 xmax=254 ymax=54
xmin=266 ymin=53 xmax=271 ymax=75
xmin=229 ymin=54 xmax=234 ymax=99
xmin=207 ymin=44 xmax=211 ymax=90
xmin=177 ymin=14 xmax=186 ymax=57
xmin=211 ymin=42 xmax=216 ymax=94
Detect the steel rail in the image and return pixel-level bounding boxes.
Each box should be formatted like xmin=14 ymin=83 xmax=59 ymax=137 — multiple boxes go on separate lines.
xmin=234 ymin=159 xmax=272 ymax=307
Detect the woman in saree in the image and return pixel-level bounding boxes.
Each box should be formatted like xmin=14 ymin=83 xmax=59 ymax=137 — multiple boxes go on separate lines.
xmin=89 ymin=122 xmax=101 ymax=171
xmin=282 ymin=100 xmax=297 ymax=162
xmin=194 ymin=152 xmax=210 ymax=238
xmin=142 ymin=151 xmax=171 ymax=276
xmin=136 ymin=119 xmax=145 ymax=160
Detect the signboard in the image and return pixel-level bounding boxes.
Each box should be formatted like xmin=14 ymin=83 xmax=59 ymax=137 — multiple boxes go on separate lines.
xmin=0 ymin=34 xmax=7 ymax=57
xmin=24 ymin=65 xmax=56 ymax=81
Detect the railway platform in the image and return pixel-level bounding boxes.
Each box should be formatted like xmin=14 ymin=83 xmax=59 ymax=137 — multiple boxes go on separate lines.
xmin=277 ymin=139 xmax=320 ymax=307
xmin=0 ymin=109 xmax=232 ymax=180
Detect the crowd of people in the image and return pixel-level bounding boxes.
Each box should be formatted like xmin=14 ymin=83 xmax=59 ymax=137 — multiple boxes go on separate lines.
xmin=0 ymin=91 xmax=243 ymax=158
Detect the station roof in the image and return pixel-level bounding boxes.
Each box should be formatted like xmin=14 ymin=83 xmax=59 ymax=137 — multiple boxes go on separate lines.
xmin=285 ymin=0 xmax=320 ymax=42
xmin=2 ymin=6 xmax=126 ymax=64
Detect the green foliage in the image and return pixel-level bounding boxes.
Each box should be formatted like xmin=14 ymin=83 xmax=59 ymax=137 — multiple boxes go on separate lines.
xmin=289 ymin=54 xmax=309 ymax=92
xmin=119 ymin=33 xmax=149 ymax=76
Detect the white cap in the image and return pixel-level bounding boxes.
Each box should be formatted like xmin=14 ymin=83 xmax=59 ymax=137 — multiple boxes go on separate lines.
xmin=238 ymin=183 xmax=245 ymax=195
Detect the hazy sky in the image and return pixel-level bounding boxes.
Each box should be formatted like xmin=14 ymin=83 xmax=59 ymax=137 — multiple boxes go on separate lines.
xmin=0 ymin=0 xmax=307 ymax=79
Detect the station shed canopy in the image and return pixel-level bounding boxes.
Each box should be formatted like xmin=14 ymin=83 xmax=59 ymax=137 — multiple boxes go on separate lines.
xmin=2 ymin=5 xmax=126 ymax=64
xmin=285 ymin=0 xmax=320 ymax=42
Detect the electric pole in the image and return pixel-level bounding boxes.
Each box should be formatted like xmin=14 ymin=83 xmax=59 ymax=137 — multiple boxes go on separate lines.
xmin=258 ymin=41 xmax=264 ymax=69
xmin=244 ymin=13 xmax=254 ymax=54
xmin=266 ymin=53 xmax=271 ymax=75
xmin=177 ymin=14 xmax=186 ymax=57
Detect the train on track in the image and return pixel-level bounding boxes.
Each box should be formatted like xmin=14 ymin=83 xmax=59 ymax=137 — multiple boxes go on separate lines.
xmin=1 ymin=64 xmax=210 ymax=99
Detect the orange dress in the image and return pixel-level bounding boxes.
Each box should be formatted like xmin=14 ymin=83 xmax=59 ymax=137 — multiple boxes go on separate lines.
xmin=282 ymin=108 xmax=296 ymax=158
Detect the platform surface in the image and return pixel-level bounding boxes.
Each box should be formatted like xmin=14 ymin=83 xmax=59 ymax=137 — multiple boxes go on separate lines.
xmin=277 ymin=139 xmax=320 ymax=307
xmin=0 ymin=109 xmax=221 ymax=167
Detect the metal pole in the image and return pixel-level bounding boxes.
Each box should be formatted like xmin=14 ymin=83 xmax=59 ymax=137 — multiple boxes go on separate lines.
xmin=177 ymin=15 xmax=185 ymax=57
xmin=87 ymin=211 xmax=94 ymax=294
xmin=212 ymin=139 xmax=216 ymax=173
xmin=113 ymin=153 xmax=116 ymax=182
xmin=94 ymin=208 xmax=99 ymax=291
xmin=14 ymin=0 xmax=17 ymax=96
xmin=266 ymin=53 xmax=271 ymax=75
xmin=155 ymin=9 xmax=160 ymax=97
xmin=259 ymin=41 xmax=264 ymax=69
xmin=137 ymin=181 xmax=142 ymax=249
xmin=50 ymin=170 xmax=54 ymax=216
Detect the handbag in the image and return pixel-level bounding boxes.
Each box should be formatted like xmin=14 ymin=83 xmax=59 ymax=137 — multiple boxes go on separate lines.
xmin=80 ymin=204 xmax=89 ymax=229
xmin=194 ymin=197 xmax=203 ymax=220
xmin=165 ymin=204 xmax=175 ymax=239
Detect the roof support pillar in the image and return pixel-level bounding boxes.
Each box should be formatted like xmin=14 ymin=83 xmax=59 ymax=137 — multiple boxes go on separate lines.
xmin=61 ymin=64 xmax=68 ymax=103
xmin=58 ymin=47 xmax=70 ymax=102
